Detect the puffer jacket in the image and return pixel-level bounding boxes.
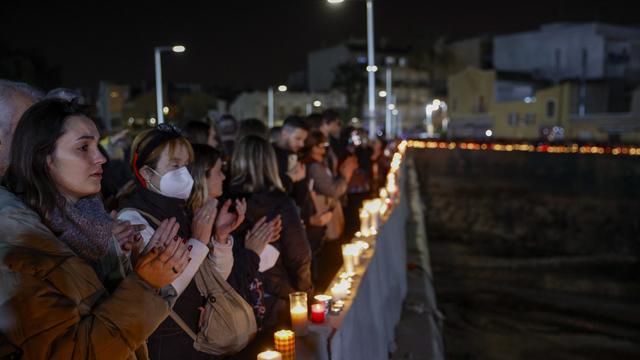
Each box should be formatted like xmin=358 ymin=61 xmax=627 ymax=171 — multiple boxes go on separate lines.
xmin=0 ymin=186 xmax=173 ymax=359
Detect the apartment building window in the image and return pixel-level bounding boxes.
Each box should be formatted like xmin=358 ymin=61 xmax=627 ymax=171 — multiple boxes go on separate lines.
xmin=508 ymin=112 xmax=519 ymax=126
xmin=546 ymin=100 xmax=556 ymax=118
xmin=524 ymin=113 xmax=536 ymax=125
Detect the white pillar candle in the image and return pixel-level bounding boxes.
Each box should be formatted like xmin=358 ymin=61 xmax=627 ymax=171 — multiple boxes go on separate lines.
xmin=257 ymin=350 xmax=283 ymax=360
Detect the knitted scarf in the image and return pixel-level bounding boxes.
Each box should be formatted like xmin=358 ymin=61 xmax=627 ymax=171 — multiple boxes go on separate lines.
xmin=49 ymin=195 xmax=114 ymax=263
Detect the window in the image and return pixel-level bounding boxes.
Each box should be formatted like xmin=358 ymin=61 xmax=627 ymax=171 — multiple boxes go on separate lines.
xmin=508 ymin=112 xmax=519 ymax=126
xmin=546 ymin=100 xmax=556 ymax=118
xmin=524 ymin=113 xmax=536 ymax=125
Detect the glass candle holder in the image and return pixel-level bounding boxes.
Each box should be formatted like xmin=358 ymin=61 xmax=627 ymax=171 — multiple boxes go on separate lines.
xmin=311 ymin=303 xmax=326 ymax=323
xmin=288 ymin=292 xmax=308 ymax=336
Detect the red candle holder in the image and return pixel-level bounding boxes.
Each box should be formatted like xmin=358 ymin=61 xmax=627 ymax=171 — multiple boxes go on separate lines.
xmin=310 ymin=303 xmax=326 ymax=323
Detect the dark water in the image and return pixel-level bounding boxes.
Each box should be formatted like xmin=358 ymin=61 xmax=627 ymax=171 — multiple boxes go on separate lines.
xmin=413 ymin=149 xmax=640 ymax=360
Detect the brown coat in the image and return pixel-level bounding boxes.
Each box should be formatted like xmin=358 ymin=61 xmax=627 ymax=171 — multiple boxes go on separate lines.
xmin=0 ymin=186 xmax=172 ymax=359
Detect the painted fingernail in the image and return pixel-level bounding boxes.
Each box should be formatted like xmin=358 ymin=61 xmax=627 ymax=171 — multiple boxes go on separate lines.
xmin=182 ymin=238 xmax=187 ymax=244
xmin=173 ymin=235 xmax=179 ymax=241
xmin=188 ymin=245 xmax=193 ymax=251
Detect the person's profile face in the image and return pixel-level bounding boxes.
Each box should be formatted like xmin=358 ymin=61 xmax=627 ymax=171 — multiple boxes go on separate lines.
xmin=287 ymin=128 xmax=308 ymax=152
xmin=47 ymin=115 xmax=106 ymax=201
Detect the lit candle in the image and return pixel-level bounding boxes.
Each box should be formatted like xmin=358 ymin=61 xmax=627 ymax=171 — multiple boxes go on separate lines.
xmin=274 ymin=330 xmax=295 ymax=360
xmin=364 ymin=199 xmax=382 ymax=233
xmin=311 ymin=303 xmax=326 ymax=323
xmin=342 ymin=243 xmax=359 ymax=269
xmin=314 ymin=294 xmax=332 ymax=309
xmin=330 ymin=283 xmax=348 ymax=300
xmin=257 ymin=350 xmax=283 ymax=360
xmin=359 ymin=209 xmax=370 ymax=236
xmin=288 ymin=292 xmax=308 ymax=336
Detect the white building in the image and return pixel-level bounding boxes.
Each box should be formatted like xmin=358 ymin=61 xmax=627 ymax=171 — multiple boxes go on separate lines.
xmin=230 ymin=91 xmax=346 ymax=124
xmin=493 ymin=22 xmax=640 ymax=82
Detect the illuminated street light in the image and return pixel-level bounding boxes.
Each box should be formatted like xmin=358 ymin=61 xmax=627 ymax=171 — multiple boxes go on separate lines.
xmin=171 ymin=45 xmax=186 ymax=53
xmin=155 ymin=44 xmax=186 ymax=124
xmin=162 ymin=106 xmax=169 ymax=115
xmin=485 ymin=129 xmax=493 ymax=137
xmin=328 ymin=0 xmax=377 ymax=138
xmin=278 ymin=85 xmax=288 ymax=92
xmin=378 ymin=90 xmax=387 ymax=98
xmin=313 ymin=100 xmax=322 ymax=107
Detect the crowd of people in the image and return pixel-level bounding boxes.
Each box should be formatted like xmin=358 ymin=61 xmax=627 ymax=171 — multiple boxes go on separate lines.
xmin=0 ymin=79 xmax=393 ymax=359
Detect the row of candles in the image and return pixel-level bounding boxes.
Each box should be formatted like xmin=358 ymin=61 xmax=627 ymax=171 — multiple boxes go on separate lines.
xmin=257 ymin=141 xmax=408 ymax=360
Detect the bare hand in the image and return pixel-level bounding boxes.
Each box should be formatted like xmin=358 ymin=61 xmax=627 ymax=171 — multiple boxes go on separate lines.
xmin=135 ymin=218 xmax=191 ymax=289
xmin=110 ymin=211 xmax=145 ymax=251
xmin=245 ymin=216 xmax=280 ymax=255
xmin=214 ymin=199 xmax=246 ymax=243
xmin=192 ymin=198 xmax=218 ymax=245
xmin=309 ymin=210 xmax=333 ymax=226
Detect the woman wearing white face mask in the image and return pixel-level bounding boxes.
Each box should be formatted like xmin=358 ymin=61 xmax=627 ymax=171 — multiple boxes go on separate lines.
xmin=117 ymin=124 xmax=239 ymax=360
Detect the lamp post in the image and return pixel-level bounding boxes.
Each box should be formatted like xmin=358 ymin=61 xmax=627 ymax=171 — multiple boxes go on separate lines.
xmin=154 ymin=45 xmax=185 ymax=124
xmin=328 ymin=0 xmax=376 ymax=138
xmin=268 ymin=85 xmax=287 ymax=128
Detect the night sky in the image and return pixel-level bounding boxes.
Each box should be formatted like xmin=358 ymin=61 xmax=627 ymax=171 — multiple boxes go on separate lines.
xmin=1 ymin=0 xmax=637 ymax=91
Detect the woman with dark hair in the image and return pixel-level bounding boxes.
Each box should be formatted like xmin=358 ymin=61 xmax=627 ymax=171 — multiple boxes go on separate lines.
xmin=227 ymin=135 xmax=312 ymax=328
xmin=1 ymin=99 xmax=189 ymax=359
xmin=117 ymin=125 xmax=245 ymax=359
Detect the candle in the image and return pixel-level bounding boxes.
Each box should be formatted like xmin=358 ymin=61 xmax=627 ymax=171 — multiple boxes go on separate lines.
xmin=311 ymin=303 xmax=325 ymax=323
xmin=257 ymin=350 xmax=282 ymax=360
xmin=274 ymin=330 xmax=295 ymax=360
xmin=314 ymin=294 xmax=332 ymax=309
xmin=289 ymin=292 xmax=308 ymax=336
xmin=342 ymin=243 xmax=360 ymax=269
xmin=359 ymin=209 xmax=370 ymax=236
xmin=364 ymin=199 xmax=382 ymax=233
xmin=330 ymin=283 xmax=348 ymax=300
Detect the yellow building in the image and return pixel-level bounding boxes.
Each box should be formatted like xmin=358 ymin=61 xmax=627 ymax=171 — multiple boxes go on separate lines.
xmin=448 ymin=66 xmax=640 ymax=143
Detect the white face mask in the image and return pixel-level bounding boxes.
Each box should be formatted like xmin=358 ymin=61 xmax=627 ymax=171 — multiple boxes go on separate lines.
xmin=149 ymin=166 xmax=194 ymax=200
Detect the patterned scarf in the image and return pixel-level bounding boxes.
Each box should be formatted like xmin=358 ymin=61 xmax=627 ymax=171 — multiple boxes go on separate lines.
xmin=49 ymin=196 xmax=114 ymax=263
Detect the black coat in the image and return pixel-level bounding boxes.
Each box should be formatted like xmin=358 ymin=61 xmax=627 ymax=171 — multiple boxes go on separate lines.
xmin=226 ymin=185 xmax=313 ymax=300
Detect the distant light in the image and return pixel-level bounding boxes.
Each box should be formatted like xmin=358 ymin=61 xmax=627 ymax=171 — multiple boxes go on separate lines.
xmin=313 ymin=100 xmax=322 ymax=107
xmin=366 ymin=65 xmax=378 ymax=72
xmin=110 ymin=91 xmax=119 ymax=98
xmin=524 ymin=96 xmax=536 ymax=104
xmin=432 ymin=99 xmax=441 ymax=107
xmin=162 ymin=106 xmax=169 ymax=115
xmin=327 ymin=0 xmax=344 ymax=3
xmin=388 ymin=104 xmax=396 ymax=110
xmin=378 ymin=90 xmax=387 ymax=98
xmin=425 ymin=104 xmax=434 ymax=116
xmin=485 ymin=129 xmax=493 ymax=137
xmin=149 ymin=117 xmax=157 ymax=126
xmin=392 ymin=109 xmax=399 ymax=116
xmin=277 ymin=85 xmax=288 ymax=92
xmin=128 ymin=117 xmax=135 ymax=125
xmin=172 ymin=45 xmax=186 ymax=53
xmin=351 ymin=117 xmax=359 ymax=124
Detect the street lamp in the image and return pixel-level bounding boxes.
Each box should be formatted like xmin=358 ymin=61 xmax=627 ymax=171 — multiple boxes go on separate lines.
xmin=328 ymin=0 xmax=376 ymax=139
xmin=268 ymin=84 xmax=288 ymax=128
xmin=154 ymin=45 xmax=186 ymax=124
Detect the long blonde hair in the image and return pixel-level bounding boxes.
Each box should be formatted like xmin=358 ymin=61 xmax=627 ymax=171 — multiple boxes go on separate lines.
xmin=230 ymin=135 xmax=284 ymax=193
